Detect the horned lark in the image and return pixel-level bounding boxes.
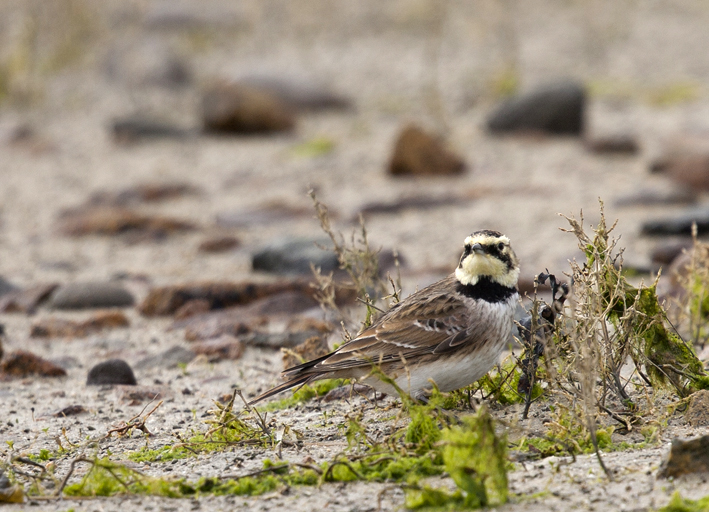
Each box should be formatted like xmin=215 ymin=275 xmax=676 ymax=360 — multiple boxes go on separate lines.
xmin=250 ymin=230 xmax=520 ymax=404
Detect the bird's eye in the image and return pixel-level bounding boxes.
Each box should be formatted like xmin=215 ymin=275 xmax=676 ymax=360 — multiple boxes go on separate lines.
xmin=497 ymin=242 xmax=504 ymax=251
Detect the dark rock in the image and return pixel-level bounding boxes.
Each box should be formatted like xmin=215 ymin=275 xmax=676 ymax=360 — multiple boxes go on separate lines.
xmin=198 ymin=236 xmax=240 ymax=253
xmin=201 ymin=80 xmax=296 ymax=134
xmin=0 ymin=283 xmax=59 ymax=314
xmin=175 ymin=292 xmax=327 ymax=342
xmin=658 ymin=435 xmax=709 ymax=478
xmin=31 ymin=311 xmax=130 ymax=338
xmin=134 ymin=346 xmax=195 ymax=370
xmin=686 ymin=390 xmax=709 ymax=427
xmin=584 ymin=134 xmax=639 ymax=154
xmin=139 ymin=280 xmax=321 ymax=316
xmin=388 ymin=125 xmax=466 ymax=176
xmin=238 ymin=74 xmax=351 ymax=112
xmin=57 ymin=206 xmax=196 ymax=238
xmin=0 ymin=350 xmax=67 ymax=379
xmin=215 ymin=203 xmax=312 ymax=228
xmin=86 ymin=359 xmax=137 ymax=386
xmin=111 ymin=118 xmax=190 ymax=144
xmin=651 ymin=152 xmax=709 ymax=190
xmin=356 ymin=193 xmax=470 ymax=219
xmin=650 ymin=241 xmax=693 ymax=267
xmin=191 ymin=335 xmax=244 ymax=362
xmin=282 ymin=336 xmax=330 ymax=370
xmin=0 ymin=276 xmax=18 ymax=297
xmin=252 ymin=237 xmax=338 ymax=275
xmin=52 ymin=405 xmax=87 ymax=417
xmin=89 ymin=182 xmax=201 ymax=206
xmin=49 ymin=282 xmax=134 ymax=310
xmin=641 ymin=208 xmax=709 ymax=236
xmin=614 ymin=187 xmax=697 ymax=207
xmin=486 ymin=81 xmax=586 ymax=135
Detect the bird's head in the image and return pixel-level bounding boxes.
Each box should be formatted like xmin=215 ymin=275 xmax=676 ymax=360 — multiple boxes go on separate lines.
xmin=455 ymin=230 xmax=519 ymax=288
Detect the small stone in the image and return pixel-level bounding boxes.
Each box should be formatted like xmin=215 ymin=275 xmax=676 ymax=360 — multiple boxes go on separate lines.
xmin=356 ymin=193 xmax=469 ymax=219
xmin=252 ymin=237 xmax=338 ymax=275
xmin=0 ymin=276 xmax=19 ymax=297
xmin=282 ymin=336 xmax=330 ymax=370
xmin=658 ymin=434 xmax=709 ymax=478
xmin=201 ymin=80 xmax=296 ymax=134
xmin=652 ymin=153 xmax=709 ymax=191
xmin=86 ymin=359 xmax=137 ymax=386
xmin=52 ymin=405 xmax=87 ymax=417
xmin=0 ymin=351 xmax=67 ymax=379
xmin=584 ymin=134 xmax=639 ymax=154
xmin=650 ymin=241 xmax=693 ymax=267
xmin=30 ymin=311 xmax=130 ymax=338
xmin=387 ymin=125 xmax=466 ymax=176
xmin=686 ymin=389 xmax=709 ymax=427
xmin=0 ymin=283 xmax=59 ymax=314
xmin=89 ymin=182 xmax=201 ymax=206
xmin=56 ymin=206 xmax=196 ymax=238
xmin=198 ymin=236 xmax=240 ymax=253
xmin=641 ymin=207 xmax=709 ymax=236
xmin=237 ymin=74 xmax=351 ymax=112
xmin=487 ymin=81 xmax=586 ymax=135
xmin=191 ymin=335 xmax=244 ymax=362
xmin=111 ymin=117 xmax=189 ymax=144
xmin=49 ymin=282 xmax=134 ymax=310
xmin=134 ymin=346 xmax=195 ymax=370
xmin=139 ymin=280 xmax=318 ymax=316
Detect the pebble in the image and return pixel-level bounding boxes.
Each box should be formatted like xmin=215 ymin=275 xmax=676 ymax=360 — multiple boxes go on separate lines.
xmin=0 ymin=350 xmax=67 ymax=379
xmin=658 ymin=434 xmax=709 ymax=478
xmin=198 ymin=236 xmax=240 ymax=253
xmin=686 ymin=390 xmax=709 ymax=427
xmin=237 ymin=74 xmax=351 ymax=112
xmin=252 ymin=237 xmax=339 ymax=275
xmin=387 ymin=124 xmax=466 ymax=176
xmin=0 ymin=276 xmax=18 ymax=297
xmin=584 ymin=133 xmax=639 ymax=154
xmin=52 ymin=405 xmax=87 ymax=417
xmin=486 ymin=81 xmax=586 ymax=135
xmin=89 ymin=182 xmax=201 ymax=206
xmin=651 ymin=152 xmax=709 ymax=190
xmin=140 ymin=280 xmax=322 ymax=316
xmin=86 ymin=359 xmax=137 ymax=386
xmin=30 ymin=311 xmax=130 ymax=338
xmin=201 ymin=80 xmax=296 ymax=134
xmin=111 ymin=117 xmax=190 ymax=144
xmin=57 ymin=206 xmax=197 ymax=238
xmin=0 ymin=283 xmax=59 ymax=314
xmin=641 ymin=207 xmax=709 ymax=236
xmin=49 ymin=282 xmax=135 ymax=310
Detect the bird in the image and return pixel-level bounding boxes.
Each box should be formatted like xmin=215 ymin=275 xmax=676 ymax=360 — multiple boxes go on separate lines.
xmin=249 ymin=230 xmax=520 ymax=404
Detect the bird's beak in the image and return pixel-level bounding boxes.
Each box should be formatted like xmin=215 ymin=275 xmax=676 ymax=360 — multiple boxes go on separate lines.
xmin=471 ymin=243 xmax=484 ymax=255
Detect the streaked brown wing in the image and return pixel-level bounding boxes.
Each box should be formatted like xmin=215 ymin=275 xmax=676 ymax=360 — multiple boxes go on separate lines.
xmin=308 ymin=276 xmax=477 ymax=372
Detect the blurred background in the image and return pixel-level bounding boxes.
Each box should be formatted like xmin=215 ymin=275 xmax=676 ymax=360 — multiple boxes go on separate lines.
xmin=1 ymin=0 xmax=709 ymax=293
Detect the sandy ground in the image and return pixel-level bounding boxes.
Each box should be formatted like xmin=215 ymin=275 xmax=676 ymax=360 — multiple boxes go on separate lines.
xmin=2 ymin=0 xmax=709 ymax=510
